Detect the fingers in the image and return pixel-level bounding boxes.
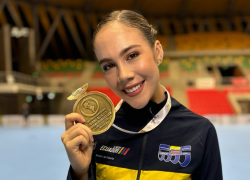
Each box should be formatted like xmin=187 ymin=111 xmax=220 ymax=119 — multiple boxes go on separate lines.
xmin=65 ymin=125 xmax=92 ymax=143
xmin=62 ymin=113 xmax=94 ymax=153
xmin=65 ymin=113 xmax=85 ymax=130
xmin=66 ymin=135 xmax=89 ymax=152
xmin=61 ymin=123 xmax=93 ymax=145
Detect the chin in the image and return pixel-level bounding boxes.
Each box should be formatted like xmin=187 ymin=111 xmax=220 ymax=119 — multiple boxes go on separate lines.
xmin=126 ymin=100 xmax=148 ymax=109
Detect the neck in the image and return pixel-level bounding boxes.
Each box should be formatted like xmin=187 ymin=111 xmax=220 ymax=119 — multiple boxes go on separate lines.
xmin=150 ymin=83 xmax=166 ymax=104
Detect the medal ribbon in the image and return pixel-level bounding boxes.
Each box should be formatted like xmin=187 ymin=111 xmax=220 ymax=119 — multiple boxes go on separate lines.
xmin=112 ymin=86 xmax=171 ymax=134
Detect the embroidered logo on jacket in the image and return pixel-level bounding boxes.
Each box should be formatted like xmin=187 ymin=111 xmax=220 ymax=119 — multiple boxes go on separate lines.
xmin=100 ymin=145 xmax=130 ymax=155
xmin=158 ymin=144 xmax=191 ymax=167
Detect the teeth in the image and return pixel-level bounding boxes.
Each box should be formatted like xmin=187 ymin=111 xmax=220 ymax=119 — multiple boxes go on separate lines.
xmin=125 ymin=83 xmax=142 ymax=93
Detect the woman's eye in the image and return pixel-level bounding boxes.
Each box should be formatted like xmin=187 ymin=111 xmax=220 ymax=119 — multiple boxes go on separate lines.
xmin=127 ymin=53 xmax=139 ymax=60
xmin=103 ymin=64 xmax=115 ymax=71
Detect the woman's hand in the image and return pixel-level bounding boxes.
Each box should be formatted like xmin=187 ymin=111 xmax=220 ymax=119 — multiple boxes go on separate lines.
xmin=61 ymin=113 xmax=94 ymax=179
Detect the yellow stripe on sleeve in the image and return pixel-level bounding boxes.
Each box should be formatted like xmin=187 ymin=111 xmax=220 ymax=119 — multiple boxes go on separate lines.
xmin=96 ymin=163 xmax=137 ymax=180
xmin=140 ymin=170 xmax=191 ymax=180
xmin=95 ymin=163 xmax=191 ymax=180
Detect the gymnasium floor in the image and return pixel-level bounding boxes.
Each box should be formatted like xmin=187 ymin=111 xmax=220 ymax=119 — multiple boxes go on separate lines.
xmin=0 ymin=125 xmax=249 ymax=180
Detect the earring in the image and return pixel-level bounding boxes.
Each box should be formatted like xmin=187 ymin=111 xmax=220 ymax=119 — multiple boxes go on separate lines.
xmin=157 ymin=58 xmax=162 ymax=64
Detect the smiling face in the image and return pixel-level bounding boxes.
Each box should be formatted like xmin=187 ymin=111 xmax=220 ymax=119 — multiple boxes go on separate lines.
xmin=94 ymin=22 xmax=165 ymax=109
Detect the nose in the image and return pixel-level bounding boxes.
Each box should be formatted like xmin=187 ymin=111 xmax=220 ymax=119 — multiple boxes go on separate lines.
xmin=117 ymin=65 xmax=134 ymax=83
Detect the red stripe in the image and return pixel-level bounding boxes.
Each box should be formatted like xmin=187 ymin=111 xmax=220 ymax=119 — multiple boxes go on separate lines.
xmin=123 ymin=148 xmax=130 ymax=155
xmin=171 ymin=151 xmax=180 ymax=153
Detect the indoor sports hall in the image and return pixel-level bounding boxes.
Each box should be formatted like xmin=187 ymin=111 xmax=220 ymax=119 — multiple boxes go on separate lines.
xmin=0 ymin=0 xmax=250 ymax=179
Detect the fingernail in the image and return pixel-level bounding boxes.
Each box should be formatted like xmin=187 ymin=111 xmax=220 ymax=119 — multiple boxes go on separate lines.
xmin=81 ymin=117 xmax=85 ymax=122
xmin=91 ymin=136 xmax=94 ymax=142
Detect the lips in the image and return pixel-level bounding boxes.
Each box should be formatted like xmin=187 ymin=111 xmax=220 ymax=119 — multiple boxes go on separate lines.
xmin=122 ymin=80 xmax=145 ymax=97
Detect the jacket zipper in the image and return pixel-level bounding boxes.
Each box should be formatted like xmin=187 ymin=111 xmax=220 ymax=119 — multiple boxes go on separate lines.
xmin=136 ymin=134 xmax=148 ymax=180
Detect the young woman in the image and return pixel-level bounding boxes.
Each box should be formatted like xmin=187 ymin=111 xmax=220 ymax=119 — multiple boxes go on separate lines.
xmin=61 ymin=10 xmax=223 ymax=180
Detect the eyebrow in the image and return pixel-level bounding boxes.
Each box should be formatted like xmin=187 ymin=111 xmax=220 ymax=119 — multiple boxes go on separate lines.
xmin=99 ymin=44 xmax=141 ymax=66
xmin=99 ymin=58 xmax=112 ymax=66
xmin=119 ymin=44 xmax=141 ymax=57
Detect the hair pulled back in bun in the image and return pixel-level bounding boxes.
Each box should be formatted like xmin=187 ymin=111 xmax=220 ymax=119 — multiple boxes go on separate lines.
xmin=93 ymin=10 xmax=157 ymax=47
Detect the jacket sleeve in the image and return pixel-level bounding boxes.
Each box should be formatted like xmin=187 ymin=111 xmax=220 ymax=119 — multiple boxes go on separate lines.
xmin=66 ymin=152 xmax=96 ymax=180
xmin=66 ymin=166 xmax=74 ymax=180
xmin=66 ymin=163 xmax=96 ymax=180
xmin=192 ymin=124 xmax=223 ymax=180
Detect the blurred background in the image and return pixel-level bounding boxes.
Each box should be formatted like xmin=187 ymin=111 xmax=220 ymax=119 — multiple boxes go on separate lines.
xmin=0 ymin=0 xmax=250 ymax=179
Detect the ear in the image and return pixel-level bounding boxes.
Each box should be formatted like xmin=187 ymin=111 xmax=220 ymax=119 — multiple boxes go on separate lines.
xmin=154 ymin=40 xmax=164 ymax=65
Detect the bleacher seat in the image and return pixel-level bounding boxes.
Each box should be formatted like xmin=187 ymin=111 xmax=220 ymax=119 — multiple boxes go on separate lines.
xmin=180 ymin=57 xmax=199 ymax=77
xmin=180 ymin=55 xmax=250 ymax=78
xmin=159 ymin=57 xmax=170 ymax=78
xmin=175 ymin=32 xmax=250 ymax=50
xmin=40 ymin=59 xmax=87 ymax=77
xmin=187 ymin=88 xmax=235 ymax=115
xmin=187 ymin=88 xmax=250 ymax=115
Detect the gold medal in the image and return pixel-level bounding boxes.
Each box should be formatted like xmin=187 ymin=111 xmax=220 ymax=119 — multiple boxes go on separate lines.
xmin=68 ymin=83 xmax=115 ymax=135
